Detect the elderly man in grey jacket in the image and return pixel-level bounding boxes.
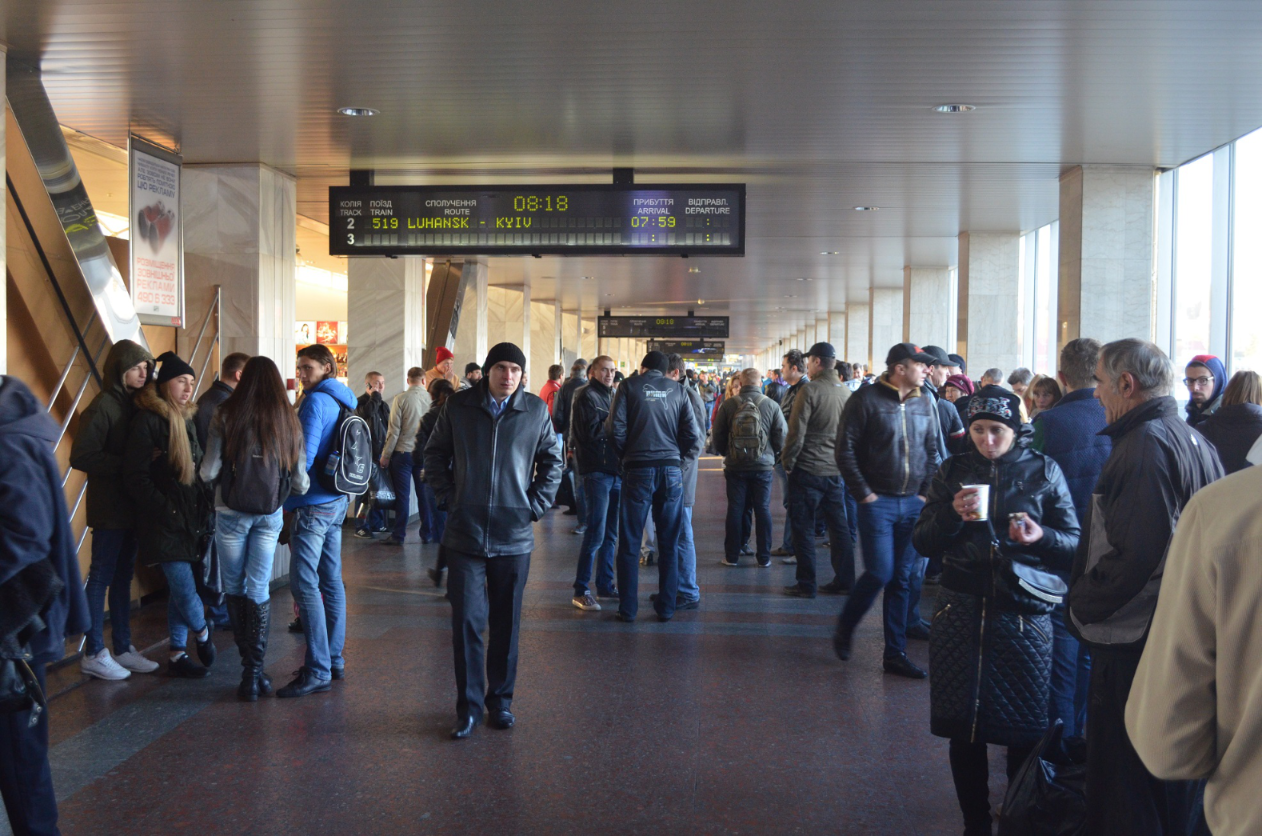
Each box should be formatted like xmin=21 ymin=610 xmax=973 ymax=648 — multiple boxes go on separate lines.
xmin=712 ymin=367 xmax=788 ymax=568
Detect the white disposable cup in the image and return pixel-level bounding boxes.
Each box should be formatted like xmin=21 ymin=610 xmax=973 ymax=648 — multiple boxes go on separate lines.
xmin=961 ymin=484 xmax=991 ymax=521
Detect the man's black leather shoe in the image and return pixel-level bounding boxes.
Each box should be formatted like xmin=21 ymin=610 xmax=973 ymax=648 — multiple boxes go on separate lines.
xmin=489 ymin=709 xmax=515 ymax=730
xmin=331 ymin=666 xmax=345 ymax=680
xmin=614 ymin=612 xmax=635 ymax=623
xmin=833 ymin=620 xmax=854 ymax=660
xmin=451 ymin=714 xmax=480 ymax=739
xmin=675 ymin=596 xmax=700 ymax=610
xmin=276 ymin=667 xmax=332 ymax=698
xmin=906 ymin=622 xmax=931 ymax=641
xmin=883 ymin=654 xmax=928 ymax=679
xmin=784 ymin=584 xmax=817 ymax=599
xmin=819 ymin=580 xmax=851 ymax=595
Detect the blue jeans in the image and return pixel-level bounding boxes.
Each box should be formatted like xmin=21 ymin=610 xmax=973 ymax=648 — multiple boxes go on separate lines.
xmin=160 ymin=561 xmax=207 ymax=651
xmin=290 ymin=496 xmax=349 ymax=679
xmin=617 ymin=466 xmax=684 ymax=620
xmin=390 ymin=451 xmax=424 ymax=542
xmin=724 ymin=470 xmax=773 ymax=563
xmin=0 ymin=663 xmax=57 ymax=836
xmin=677 ymin=505 xmax=700 ymax=602
xmin=84 ymin=528 xmax=137 ymax=656
xmin=906 ymin=555 xmax=929 ymax=629
xmin=839 ymin=494 xmax=924 ymax=659
xmin=788 ymin=470 xmax=855 ymax=591
xmin=420 ymin=481 xmax=446 ymax=543
xmin=774 ymin=463 xmax=792 ymax=551
xmin=1050 ymin=604 xmax=1091 ymax=737
xmin=216 ymin=508 xmax=282 ymax=604
xmin=574 ymin=471 xmax=620 ymax=596
xmin=356 ymin=497 xmax=386 ymax=534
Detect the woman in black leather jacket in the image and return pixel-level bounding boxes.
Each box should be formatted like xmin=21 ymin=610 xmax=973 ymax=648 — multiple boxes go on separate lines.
xmin=913 ymin=385 xmax=1080 ymax=836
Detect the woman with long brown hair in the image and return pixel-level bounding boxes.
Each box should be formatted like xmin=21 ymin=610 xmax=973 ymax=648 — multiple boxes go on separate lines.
xmin=200 ymin=356 xmax=308 ymax=699
xmin=123 ymin=352 xmax=214 ymax=678
xmin=1197 ymin=370 xmax=1262 ymax=474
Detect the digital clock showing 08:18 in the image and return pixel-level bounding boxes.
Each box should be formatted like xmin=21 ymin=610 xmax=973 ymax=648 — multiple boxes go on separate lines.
xmin=512 ymin=195 xmax=568 ymax=212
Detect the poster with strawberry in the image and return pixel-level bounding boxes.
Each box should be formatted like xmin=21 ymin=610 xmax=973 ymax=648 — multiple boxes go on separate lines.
xmin=129 ymin=138 xmax=184 ymax=326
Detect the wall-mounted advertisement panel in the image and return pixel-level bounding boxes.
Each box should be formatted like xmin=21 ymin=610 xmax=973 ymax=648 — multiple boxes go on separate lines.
xmin=129 ymin=137 xmax=184 ymax=326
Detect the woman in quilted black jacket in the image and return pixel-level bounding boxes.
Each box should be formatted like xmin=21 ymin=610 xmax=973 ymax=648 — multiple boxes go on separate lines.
xmin=913 ymin=386 xmax=1080 ymax=836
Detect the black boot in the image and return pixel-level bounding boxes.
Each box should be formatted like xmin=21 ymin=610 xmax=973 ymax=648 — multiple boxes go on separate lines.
xmin=225 ymin=595 xmax=259 ymax=701
xmin=248 ymin=599 xmax=272 ymax=697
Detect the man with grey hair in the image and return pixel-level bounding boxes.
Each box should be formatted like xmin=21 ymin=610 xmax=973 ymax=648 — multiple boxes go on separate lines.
xmin=1068 ymin=338 xmax=1222 ymax=836
xmin=1007 ymin=367 xmax=1034 ymax=397
xmin=979 ymin=368 xmax=1004 ymax=388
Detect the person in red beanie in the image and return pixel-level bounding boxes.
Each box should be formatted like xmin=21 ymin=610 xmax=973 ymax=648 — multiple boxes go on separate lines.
xmin=425 ymin=346 xmax=460 ymax=389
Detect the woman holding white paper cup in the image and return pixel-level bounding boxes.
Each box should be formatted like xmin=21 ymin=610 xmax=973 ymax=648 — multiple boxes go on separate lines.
xmin=913 ymin=385 xmax=1080 ymax=836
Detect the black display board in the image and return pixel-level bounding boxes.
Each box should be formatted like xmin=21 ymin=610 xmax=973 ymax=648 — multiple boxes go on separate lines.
xmin=647 ymin=339 xmax=725 ymax=357
xmin=597 ymin=315 xmax=729 ymax=339
xmin=329 ymin=184 xmax=745 ymax=256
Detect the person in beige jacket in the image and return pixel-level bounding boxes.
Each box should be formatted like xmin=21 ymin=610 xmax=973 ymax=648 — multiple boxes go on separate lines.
xmin=1126 ymin=463 xmax=1262 ymax=836
xmin=380 ymin=367 xmax=432 ymax=545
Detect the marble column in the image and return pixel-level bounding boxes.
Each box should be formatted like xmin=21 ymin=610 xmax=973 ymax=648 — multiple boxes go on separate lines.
xmin=562 ymin=312 xmax=580 ymax=365
xmin=828 ymin=311 xmax=846 ymax=351
xmin=903 ymin=267 xmax=953 ymax=348
xmin=486 ymin=286 xmax=529 ymax=358
xmin=846 ymin=304 xmax=870 ymax=368
xmin=182 ymin=164 xmax=296 ymax=376
xmin=1058 ymin=165 xmax=1156 ymax=347
xmin=958 ymin=231 xmax=1021 ymax=377
xmin=473 ymin=261 xmax=489 ymax=362
xmin=869 ymin=288 xmax=903 ymax=365
xmin=530 ymin=298 xmax=556 ymax=388
xmin=347 ymin=257 xmax=427 ymax=399
xmin=582 ymin=316 xmax=598 ymax=360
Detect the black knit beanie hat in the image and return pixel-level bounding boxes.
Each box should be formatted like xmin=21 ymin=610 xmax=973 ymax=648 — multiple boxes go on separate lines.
xmin=966 ymin=384 xmax=1023 ymax=432
xmin=154 ymin=351 xmax=196 ymax=385
xmin=482 ymin=342 xmax=527 ymax=376
xmin=640 ymin=350 xmax=669 ymax=374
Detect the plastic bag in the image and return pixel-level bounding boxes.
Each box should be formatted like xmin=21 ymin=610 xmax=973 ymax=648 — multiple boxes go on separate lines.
xmin=368 ymin=464 xmax=397 ymax=511
xmin=998 ymin=720 xmax=1087 ymax=836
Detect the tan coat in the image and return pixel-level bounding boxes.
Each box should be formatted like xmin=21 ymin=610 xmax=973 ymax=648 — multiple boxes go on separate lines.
xmin=1125 ymin=464 xmax=1262 ymax=836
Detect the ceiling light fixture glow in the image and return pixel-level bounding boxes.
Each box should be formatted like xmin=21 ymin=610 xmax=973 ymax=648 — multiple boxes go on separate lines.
xmin=820 ymin=251 xmax=840 ymax=256
xmin=933 ymin=104 xmax=975 ymax=113
xmin=337 ymin=107 xmax=379 ymax=117
xmin=854 ymin=206 xmax=880 ymax=211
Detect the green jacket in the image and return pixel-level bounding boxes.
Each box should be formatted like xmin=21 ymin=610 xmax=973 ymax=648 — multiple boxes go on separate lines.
xmin=69 ymin=340 xmax=154 ymax=529
xmin=782 ymin=367 xmax=851 ymax=476
xmin=123 ymin=391 xmax=210 ymax=565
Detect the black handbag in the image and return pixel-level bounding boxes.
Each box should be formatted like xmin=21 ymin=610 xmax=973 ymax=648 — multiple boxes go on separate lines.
xmin=198 ymin=513 xmax=223 ymax=604
xmin=985 ymin=518 xmax=1068 ymax=607
xmin=367 ymin=464 xmax=397 ymax=511
xmin=0 ymin=647 xmax=46 ymax=728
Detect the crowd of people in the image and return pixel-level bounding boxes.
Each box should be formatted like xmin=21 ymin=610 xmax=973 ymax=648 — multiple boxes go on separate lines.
xmin=3 ymin=330 xmax=1262 ymax=835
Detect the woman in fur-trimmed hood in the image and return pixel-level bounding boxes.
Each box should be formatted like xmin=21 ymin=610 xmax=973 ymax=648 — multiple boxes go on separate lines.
xmin=123 ymin=352 xmax=216 ymax=678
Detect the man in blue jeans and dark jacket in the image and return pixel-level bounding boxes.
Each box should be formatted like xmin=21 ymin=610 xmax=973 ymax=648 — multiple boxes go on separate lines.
xmin=834 ymin=343 xmax=942 ymax=679
xmin=606 ymin=351 xmax=701 ymax=623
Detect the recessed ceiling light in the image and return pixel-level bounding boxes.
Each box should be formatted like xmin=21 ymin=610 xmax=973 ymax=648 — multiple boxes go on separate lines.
xmin=783 ymin=294 xmax=797 ymax=298
xmin=854 ymin=206 xmax=880 ymax=212
xmin=933 ymin=104 xmax=975 ymax=113
xmin=697 ymin=299 xmax=705 ymax=305
xmin=795 ymin=277 xmax=813 ymax=282
xmin=687 ymin=266 xmax=700 ymax=274
xmin=337 ymin=107 xmax=379 ymax=117
xmin=820 ymin=251 xmax=840 ymax=256
xmin=581 ymin=276 xmax=592 ymax=280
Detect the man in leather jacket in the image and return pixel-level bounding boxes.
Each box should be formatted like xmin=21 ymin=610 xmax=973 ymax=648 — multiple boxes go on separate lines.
xmin=569 ymin=356 xmax=621 ymax=611
xmin=834 ymin=343 xmax=943 ymax=679
xmin=1066 ymin=339 xmax=1222 ymax=835
xmin=423 ymin=342 xmax=563 ymax=740
xmin=606 ymin=350 xmax=701 ymax=623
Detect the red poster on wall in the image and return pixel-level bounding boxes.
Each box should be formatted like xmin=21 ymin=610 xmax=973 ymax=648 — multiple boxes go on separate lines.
xmin=316 ymin=321 xmax=341 ymax=344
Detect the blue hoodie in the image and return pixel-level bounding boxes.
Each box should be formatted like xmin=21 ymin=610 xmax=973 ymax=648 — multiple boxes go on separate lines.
xmin=0 ymin=376 xmax=90 ymax=663
xmin=1185 ymin=354 xmax=1227 ymax=428
xmin=284 ymin=377 xmax=358 ymax=510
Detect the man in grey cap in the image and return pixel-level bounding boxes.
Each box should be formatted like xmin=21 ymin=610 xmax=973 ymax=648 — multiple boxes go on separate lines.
xmin=781 ymin=342 xmax=855 ymax=598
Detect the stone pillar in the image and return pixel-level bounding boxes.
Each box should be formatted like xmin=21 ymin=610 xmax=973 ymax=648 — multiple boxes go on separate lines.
xmin=530 ymin=298 xmax=556 ymax=389
xmin=347 ymin=257 xmax=427 ymax=399
xmin=846 ymin=304 xmax=870 ymax=368
xmin=958 ymin=232 xmax=1021 ymax=377
xmin=182 ymin=164 xmax=297 ymax=374
xmin=1058 ymin=165 xmax=1156 ymax=347
xmin=869 ymin=288 xmax=903 ymax=365
xmin=473 ymin=261 xmax=489 ymax=362
xmin=582 ymin=316 xmax=598 ymax=360
xmin=828 ymin=311 xmax=846 ymax=351
xmin=903 ymin=267 xmax=953 ymax=348
xmin=562 ymin=312 xmax=580 ymax=366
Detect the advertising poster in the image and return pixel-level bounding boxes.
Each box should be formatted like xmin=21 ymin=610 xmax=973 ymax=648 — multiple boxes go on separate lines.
xmin=129 ymin=137 xmax=184 ymax=326
xmin=316 ymin=321 xmax=341 ymax=344
xmin=295 ymin=321 xmax=316 ymax=344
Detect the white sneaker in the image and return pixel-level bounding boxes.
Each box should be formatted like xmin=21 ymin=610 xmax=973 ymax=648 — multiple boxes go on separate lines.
xmin=114 ymin=646 xmax=159 ymax=674
xmin=80 ymin=649 xmax=131 ymax=681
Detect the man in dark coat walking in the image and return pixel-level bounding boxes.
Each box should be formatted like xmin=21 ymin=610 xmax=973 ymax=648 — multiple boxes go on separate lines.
xmin=424 ymin=343 xmax=562 ymax=739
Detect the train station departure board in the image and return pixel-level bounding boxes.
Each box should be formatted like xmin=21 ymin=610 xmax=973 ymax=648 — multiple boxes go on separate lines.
xmin=328 ymin=184 xmax=745 ymax=256
xmin=598 ymin=315 xmax=729 ymax=339
xmin=647 ymin=339 xmax=725 ymax=357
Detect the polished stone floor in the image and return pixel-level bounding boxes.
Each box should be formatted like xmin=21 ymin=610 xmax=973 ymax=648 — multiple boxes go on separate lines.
xmin=8 ymin=459 xmax=1010 ymax=836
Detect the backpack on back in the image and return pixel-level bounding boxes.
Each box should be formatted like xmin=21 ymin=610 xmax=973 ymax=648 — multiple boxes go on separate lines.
xmin=317 ymin=395 xmax=372 ymax=496
xmin=729 ymin=394 xmax=768 ymax=466
xmin=221 ymin=445 xmax=293 ymax=515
